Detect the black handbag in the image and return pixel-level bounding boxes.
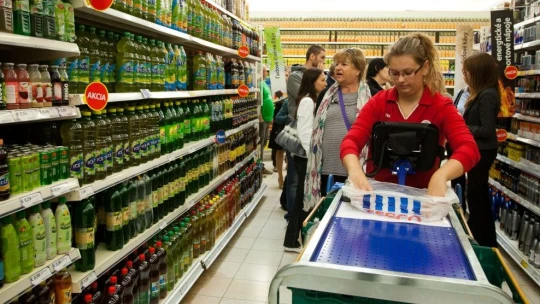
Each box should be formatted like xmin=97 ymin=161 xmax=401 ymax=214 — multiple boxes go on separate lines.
xmin=275 ymin=118 xmax=307 ymax=157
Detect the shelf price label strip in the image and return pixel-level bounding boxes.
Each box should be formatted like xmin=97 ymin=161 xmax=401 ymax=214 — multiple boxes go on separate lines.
xmin=29 ymin=267 xmax=52 ymax=286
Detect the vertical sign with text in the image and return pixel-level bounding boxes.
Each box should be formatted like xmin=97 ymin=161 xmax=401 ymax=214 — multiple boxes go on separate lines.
xmin=454 ymin=24 xmax=474 ymax=99
xmin=263 ymin=27 xmax=287 ymax=100
xmin=491 ymin=10 xmax=517 ymax=118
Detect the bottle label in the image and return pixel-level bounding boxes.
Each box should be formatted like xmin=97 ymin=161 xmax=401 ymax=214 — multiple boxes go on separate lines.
xmin=29 ymin=82 xmax=44 ymax=103
xmin=168 ymin=182 xmax=174 ymax=199
xmin=90 ymin=60 xmax=101 ymax=82
xmin=194 ymin=67 xmax=206 ymax=87
xmin=163 ymin=184 xmax=170 ymax=200
xmin=150 ymin=281 xmax=159 ymax=299
xmin=53 ymin=82 xmax=62 ymax=102
xmin=115 ymin=143 xmax=124 ymax=165
xmin=75 ymin=227 xmax=95 ymax=250
xmin=137 ymin=199 xmax=145 ymax=215
xmin=84 ymin=152 xmax=96 ymax=176
xmin=106 ymin=211 xmax=123 ymax=231
xmin=132 ymin=140 xmax=140 ymax=159
xmin=124 ymin=141 xmax=130 ymax=162
xmin=70 ymin=153 xmax=83 ymax=179
xmin=130 ymin=201 xmax=137 ymax=220
xmin=79 ymin=57 xmax=90 ymax=84
xmin=122 ymin=206 xmax=129 ymax=226
xmin=67 ymin=58 xmax=79 ymax=81
xmin=158 ymin=187 xmax=164 ymax=206
xmin=159 ymin=274 xmax=166 ymax=291
xmin=168 ymin=124 xmax=176 ymax=142
xmin=18 ymin=81 xmax=29 ymax=104
xmin=95 ymin=148 xmax=107 ymax=173
xmin=145 ymin=195 xmax=152 ymax=212
xmin=0 ymin=172 xmax=9 ymax=191
xmin=184 ymin=120 xmax=191 ymax=136
xmin=106 ymin=146 xmax=113 ymax=167
xmin=118 ymin=62 xmax=133 ymax=85
xmin=159 ymin=126 xmax=166 ymax=144
xmin=101 ymin=62 xmax=110 ymax=83
xmin=139 ymin=291 xmax=150 ymax=304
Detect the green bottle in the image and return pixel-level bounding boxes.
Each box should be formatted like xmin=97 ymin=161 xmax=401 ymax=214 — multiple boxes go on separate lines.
xmin=135 ymin=177 xmax=146 ymax=234
xmin=178 ymin=158 xmax=186 ymax=206
xmin=142 ymin=38 xmax=151 ymax=89
xmin=149 ymin=170 xmax=159 ymax=223
xmin=74 ymin=197 xmax=95 ymax=271
xmin=149 ymin=39 xmax=159 ymax=91
xmin=98 ymin=30 xmax=110 ymax=89
xmin=107 ymin=32 xmax=118 ymax=93
xmin=117 ymin=107 xmax=130 ymax=169
xmin=182 ymin=218 xmax=193 ymax=265
xmin=127 ymin=180 xmax=138 ymax=238
xmin=174 ymin=101 xmax=184 ymax=149
xmin=55 ymin=197 xmax=72 ymax=254
xmin=63 ymin=0 xmax=75 ymax=42
xmin=168 ymin=101 xmax=178 ymax=152
xmin=155 ymin=102 xmax=164 ymax=156
xmin=165 ymin=43 xmax=176 ymax=91
xmin=133 ymin=0 xmax=142 ymax=18
xmin=14 ymin=210 xmax=34 ymax=274
xmin=182 ymin=100 xmax=191 ymax=143
xmin=60 ymin=119 xmax=84 ymax=185
xmin=80 ymin=109 xmax=96 ymax=185
xmin=101 ymin=109 xmax=114 ymax=177
xmin=133 ymin=36 xmax=144 ymax=91
xmin=157 ymin=41 xmax=167 ymax=91
xmin=28 ymin=205 xmax=46 ymax=267
xmin=137 ymin=105 xmax=148 ymax=164
xmin=105 ymin=188 xmax=124 ymax=251
xmin=159 ymin=102 xmax=169 ymax=154
xmin=126 ymin=106 xmax=140 ymax=166
xmin=40 ymin=201 xmax=57 ymax=260
xmin=109 ymin=108 xmax=123 ymax=173
xmin=145 ymin=104 xmax=157 ymax=160
xmin=163 ymin=236 xmax=175 ymax=291
xmin=75 ymin=25 xmax=90 ymax=93
xmin=93 ymin=110 xmax=108 ymax=180
xmin=119 ymin=184 xmax=130 ymax=244
xmin=87 ymin=27 xmax=101 ymax=83
xmin=193 ymin=51 xmax=206 ymax=90
xmin=178 ymin=222 xmax=188 ymax=272
xmin=172 ymin=227 xmax=183 ymax=279
xmin=13 ymin=0 xmax=31 ymax=36
xmin=116 ymin=32 xmax=133 ymax=93
xmin=1 ymin=216 xmax=21 ymax=283
xmin=201 ymin=99 xmax=210 ymax=138
xmin=156 ymin=169 xmax=165 ymax=219
xmin=191 ymin=99 xmax=201 ymax=140
xmin=143 ymin=174 xmax=153 ymax=229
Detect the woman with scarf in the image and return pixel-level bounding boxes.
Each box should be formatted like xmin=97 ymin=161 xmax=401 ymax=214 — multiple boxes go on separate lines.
xmin=302 ymin=48 xmax=372 ymax=220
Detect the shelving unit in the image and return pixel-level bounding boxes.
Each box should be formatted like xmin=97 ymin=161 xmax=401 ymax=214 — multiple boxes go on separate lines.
xmin=71 ymin=149 xmax=261 ymax=293
xmin=496 ymin=154 xmax=540 ymax=179
xmin=0 ymin=106 xmax=80 ymax=125
xmin=496 ymin=226 xmax=540 ymax=285
xmin=514 ymin=113 xmax=540 ymax=124
xmin=488 ymin=178 xmax=540 ymax=217
xmin=278 ymin=41 xmax=455 ymax=46
xmin=0 ymin=32 xmax=80 ymax=62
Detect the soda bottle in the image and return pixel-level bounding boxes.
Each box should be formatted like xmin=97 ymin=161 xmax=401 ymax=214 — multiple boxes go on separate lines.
xmin=135 ymin=177 xmax=146 ymax=233
xmin=133 ymin=36 xmax=144 ymax=91
xmin=118 ymin=183 xmax=130 ymax=244
xmin=148 ymin=247 xmax=160 ymax=303
xmin=74 ymin=197 xmax=95 ymax=271
xmin=93 ymin=110 xmax=108 ymax=180
xmin=102 ymin=286 xmax=119 ymax=304
xmin=137 ymin=105 xmax=148 ymax=163
xmin=143 ymin=173 xmax=153 ymax=228
xmin=193 ymin=51 xmax=206 ymax=90
xmin=127 ymin=180 xmax=138 ymax=238
xmin=80 ymin=109 xmax=96 ymax=184
xmin=105 ymin=188 xmax=124 ymax=250
xmin=98 ymin=30 xmax=110 ymax=89
xmin=75 ymin=25 xmax=89 ymax=93
xmin=60 ymin=119 xmax=83 ymax=184
xmin=120 ymin=267 xmax=135 ymax=304
xmin=138 ymin=253 xmax=151 ymax=304
xmin=163 ymin=102 xmax=174 ymax=153
xmin=156 ymin=168 xmax=165 ymax=217
xmin=109 ymin=275 xmax=124 ymax=300
xmin=13 ymin=0 xmax=30 ymax=35
xmin=1 ymin=216 xmax=21 ymax=283
xmin=49 ymin=65 xmax=62 ymax=107
xmin=28 ymin=205 xmax=46 ymax=267
xmin=117 ymin=107 xmax=130 ymax=169
xmin=126 ymin=260 xmax=140 ymax=302
xmin=40 ymin=201 xmax=57 ymax=260
xmin=90 ymin=282 xmax=103 ymax=303
xmin=87 ymin=27 xmax=101 ymax=83
xmin=102 ymin=109 xmax=114 ymax=176
xmin=116 ymin=32 xmax=133 ymax=93
xmin=157 ymin=41 xmax=167 ymax=91
xmin=107 ymin=32 xmax=117 ymax=93
xmin=59 ymin=66 xmax=69 ymax=106
xmin=55 ymin=197 xmax=71 ymax=254
xmin=14 ymin=210 xmax=34 ymax=274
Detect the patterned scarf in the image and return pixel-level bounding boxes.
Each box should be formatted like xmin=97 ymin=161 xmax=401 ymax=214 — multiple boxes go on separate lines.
xmin=303 ymin=80 xmax=372 ymax=212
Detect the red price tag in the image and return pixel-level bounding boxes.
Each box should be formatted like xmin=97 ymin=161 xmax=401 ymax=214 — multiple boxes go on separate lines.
xmin=237 ymin=45 xmax=250 ymax=58
xmin=504 ymin=66 xmax=518 ymax=80
xmin=496 ymin=129 xmax=508 ymax=142
xmin=237 ymin=84 xmax=249 ymax=97
xmin=84 ymin=82 xmax=109 ymax=111
xmin=89 ymin=0 xmax=113 ymax=11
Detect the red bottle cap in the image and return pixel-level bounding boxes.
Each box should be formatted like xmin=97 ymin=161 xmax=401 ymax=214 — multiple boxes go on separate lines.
xmin=139 ymin=254 xmax=146 ymax=261
xmin=149 ymin=247 xmax=155 ymax=254
xmin=156 ymin=241 xmax=162 ymax=248
xmin=122 ymin=268 xmax=128 ymax=276
xmin=191 ymin=210 xmax=196 ymax=215
xmin=111 ymin=276 xmax=117 ymax=284
xmin=126 ymin=261 xmax=133 ymax=268
xmin=91 ymin=282 xmax=98 ymax=289
xmin=84 ymin=294 xmax=93 ymax=303
xmin=108 ymin=286 xmax=116 ymax=295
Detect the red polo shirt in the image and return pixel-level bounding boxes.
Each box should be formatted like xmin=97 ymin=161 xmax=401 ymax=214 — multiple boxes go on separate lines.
xmin=340 ymin=86 xmax=480 ymax=189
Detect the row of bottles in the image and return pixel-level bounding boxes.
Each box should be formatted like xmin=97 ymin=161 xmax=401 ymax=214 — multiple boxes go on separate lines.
xmin=0 ymin=197 xmax=72 ymax=285
xmin=7 ymin=269 xmax=73 ymax=304
xmin=490 ymin=160 xmax=540 ymax=207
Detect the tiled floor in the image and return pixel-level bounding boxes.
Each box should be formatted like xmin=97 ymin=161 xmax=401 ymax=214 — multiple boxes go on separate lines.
xmin=183 ymin=159 xmax=540 ymax=304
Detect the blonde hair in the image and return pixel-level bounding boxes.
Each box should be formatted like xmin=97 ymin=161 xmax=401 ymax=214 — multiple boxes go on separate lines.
xmin=384 ymin=33 xmax=447 ymax=95
xmin=333 ymin=48 xmax=367 ymax=82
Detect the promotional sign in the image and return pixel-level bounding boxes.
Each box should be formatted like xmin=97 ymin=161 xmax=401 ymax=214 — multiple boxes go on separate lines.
xmin=215 ymin=130 xmax=226 ymax=144
xmin=84 ymin=82 xmax=109 ymax=111
xmin=263 ymin=27 xmax=287 ymax=99
xmin=88 ymin=0 xmax=114 ymax=11
xmin=454 ymin=24 xmax=474 ymax=99
xmin=238 ymin=46 xmax=250 ymax=58
xmin=237 ymin=84 xmax=249 ymax=97
xmin=491 ymin=9 xmax=516 ymax=118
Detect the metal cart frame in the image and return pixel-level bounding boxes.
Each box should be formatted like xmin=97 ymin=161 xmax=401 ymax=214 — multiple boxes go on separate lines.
xmin=268 ymin=190 xmax=516 ymax=304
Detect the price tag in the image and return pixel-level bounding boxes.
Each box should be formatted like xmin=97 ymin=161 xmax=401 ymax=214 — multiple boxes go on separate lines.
xmin=79 ymin=186 xmax=94 ymax=199
xmin=532 ymin=271 xmax=540 ymax=283
xmin=140 ymin=89 xmax=152 ymax=99
xmin=58 ymin=106 xmax=75 ymax=117
xmin=37 ymin=108 xmax=52 ymax=118
xmin=159 ymin=220 xmax=168 ymax=230
xmin=188 ymin=91 xmax=197 ymax=97
xmin=52 ymin=255 xmax=72 ymax=272
xmin=81 ymin=272 xmax=97 ymax=289
xmin=0 ymin=111 xmax=14 ymax=123
xmin=521 ymin=260 xmax=529 ymax=269
xmin=51 ymin=182 xmax=70 ymax=196
xmin=189 ymin=147 xmax=196 ymax=154
xmin=20 ymin=192 xmax=44 ymax=208
xmin=178 ymin=283 xmax=187 ymax=295
xmin=29 ymin=267 xmax=52 ymax=286
xmin=14 ymin=110 xmax=38 ymax=122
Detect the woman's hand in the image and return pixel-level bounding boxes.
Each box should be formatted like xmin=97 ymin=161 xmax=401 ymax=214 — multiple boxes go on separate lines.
xmin=427 ymin=171 xmax=449 ymax=197
xmin=343 ymin=154 xmax=373 ymax=191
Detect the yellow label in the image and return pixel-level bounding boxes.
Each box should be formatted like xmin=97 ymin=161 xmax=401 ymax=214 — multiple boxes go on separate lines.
xmin=168 ymin=183 xmax=174 ymax=199
xmin=163 ymin=184 xmax=170 ymax=200
xmin=521 ymin=260 xmax=529 ymax=268
xmin=122 ymin=207 xmax=130 ymax=225
xmin=153 ymin=191 xmax=159 ymax=208
xmin=75 ymin=227 xmax=95 ymax=250
xmin=137 ymin=199 xmax=145 ymax=215
xmin=106 ymin=212 xmax=123 ymax=231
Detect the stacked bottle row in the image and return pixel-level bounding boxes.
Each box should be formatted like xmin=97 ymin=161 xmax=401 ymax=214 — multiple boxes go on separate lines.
xmin=7 ymin=269 xmax=73 ymax=304
xmin=0 ymin=63 xmax=68 ymax=110
xmin=490 ymin=187 xmax=540 ymax=268
xmin=0 ymin=197 xmax=72 ymax=286
xmin=110 ymin=0 xmax=259 ymax=56
xmin=490 ymin=160 xmax=540 ymax=206
xmin=73 ymin=158 xmax=262 ymax=304
xmin=0 ymin=140 xmax=71 ymax=201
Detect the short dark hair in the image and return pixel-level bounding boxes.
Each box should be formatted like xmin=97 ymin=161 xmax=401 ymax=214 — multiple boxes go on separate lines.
xmin=366 ymin=58 xmax=386 ymax=80
xmin=306 ymin=45 xmax=325 ymax=62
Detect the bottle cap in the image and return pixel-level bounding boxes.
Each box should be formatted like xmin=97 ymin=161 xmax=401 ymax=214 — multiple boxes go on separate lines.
xmin=84 ymin=294 xmax=93 ymax=303
xmin=139 ymin=254 xmax=146 ymax=261
xmin=149 ymin=247 xmax=155 ymax=254
xmin=91 ymin=281 xmax=99 ymax=289
xmin=108 ymin=286 xmax=116 ymax=295
xmin=163 ymin=236 xmax=170 ymax=242
xmin=126 ymin=261 xmax=133 ymax=268
xmin=122 ymin=268 xmax=128 ymax=276
xmin=58 ymin=197 xmax=67 ymax=204
xmin=156 ymin=241 xmax=162 ymax=248
xmin=111 ymin=276 xmax=117 ymax=284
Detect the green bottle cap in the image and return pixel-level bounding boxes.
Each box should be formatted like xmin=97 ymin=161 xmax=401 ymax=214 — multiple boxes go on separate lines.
xmin=42 ymin=201 xmax=51 ymax=209
xmin=77 ymin=24 xmax=85 ymax=31
xmin=30 ymin=204 xmax=41 ymax=214
xmin=163 ymin=236 xmax=169 ymax=242
xmin=173 ymin=227 xmax=180 ymax=232
xmin=58 ymin=197 xmax=67 ymax=204
xmin=16 ymin=210 xmax=26 ymax=219
xmin=89 ymin=26 xmax=96 ymax=33
xmin=99 ymin=29 xmax=106 ymax=36
xmin=124 ymin=32 xmax=131 ymax=37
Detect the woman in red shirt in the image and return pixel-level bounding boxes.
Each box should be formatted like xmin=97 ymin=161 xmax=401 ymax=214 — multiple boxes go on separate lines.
xmin=340 ymin=33 xmax=480 ymax=196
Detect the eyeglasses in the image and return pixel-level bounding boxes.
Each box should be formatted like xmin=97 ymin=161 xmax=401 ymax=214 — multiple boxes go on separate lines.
xmin=388 ymin=65 xmax=423 ymax=79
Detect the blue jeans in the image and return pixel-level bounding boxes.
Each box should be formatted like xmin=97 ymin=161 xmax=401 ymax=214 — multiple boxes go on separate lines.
xmin=285 ymin=152 xmax=297 ymax=219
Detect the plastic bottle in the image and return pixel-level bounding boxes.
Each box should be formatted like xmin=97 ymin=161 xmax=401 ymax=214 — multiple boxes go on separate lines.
xmin=135 ymin=177 xmax=146 ymax=233
xmin=118 ymin=184 xmax=130 ymax=244
xmin=116 ymin=32 xmax=133 ymax=93
xmin=162 ymin=236 xmax=175 ymax=291
xmin=102 ymin=286 xmax=119 ymax=304
xmin=126 ymin=260 xmax=140 ymax=303
xmin=165 ymin=43 xmax=176 ymax=91
xmin=99 ymin=30 xmax=110 ymax=89
xmin=149 ymin=39 xmax=160 ymax=91
xmin=60 ymin=119 xmax=84 ymax=184
xmin=75 ymin=25 xmax=90 ymax=93
xmin=28 ymin=205 xmax=47 ymax=267
xmin=13 ymin=0 xmax=30 ymax=35
xmin=137 ymin=105 xmax=148 ymax=163
xmin=106 ymin=188 xmax=124 ymax=250
xmin=109 ymin=108 xmax=124 ymax=172
xmin=63 ymin=0 xmax=75 ymax=42
xmin=28 ymin=64 xmax=43 ymax=108
xmin=148 ymin=247 xmax=160 ymax=303
xmin=15 ymin=64 xmax=30 ymax=109
xmin=48 ymin=65 xmax=61 ymax=107
xmin=87 ymin=27 xmax=101 ymax=83
xmin=157 ymin=41 xmax=168 ymax=91
xmin=80 ymin=109 xmax=96 ymax=184
xmin=0 ymin=216 xmax=21 ymax=282
xmin=175 ymin=45 xmax=187 ymax=90
xmin=14 ymin=210 xmax=34 ymax=274
xmin=117 ymin=107 xmax=130 ymax=169
xmin=74 ymin=197 xmax=95 ymax=271
xmin=107 ymin=32 xmax=118 ymax=93
xmin=127 ymin=180 xmax=138 ymax=238
xmin=40 ymin=201 xmax=57 ymax=260
xmin=54 ymin=269 xmax=71 ymax=304
xmin=193 ymin=51 xmax=206 ymax=90
xmin=126 ymin=106 xmax=140 ymax=166
xmin=93 ymin=110 xmax=108 ymax=180
xmin=102 ymin=109 xmax=114 ymax=176
xmin=120 ymin=267 xmax=135 ymax=304
xmin=143 ymin=173 xmax=153 ymax=228
xmin=55 ymin=197 xmax=71 ymax=254
xmin=142 ymin=38 xmax=151 ymax=89
xmin=138 ymin=254 xmax=151 ymax=304
xmin=133 ymin=35 xmax=144 ymax=91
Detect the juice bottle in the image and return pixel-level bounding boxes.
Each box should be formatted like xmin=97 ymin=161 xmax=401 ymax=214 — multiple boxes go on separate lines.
xmin=39 ymin=65 xmax=52 ymax=107
xmin=148 ymin=247 xmax=159 ymax=303
xmin=143 ymin=173 xmax=153 ymax=228
xmin=1 ymin=216 xmax=21 ymax=283
xmin=149 ymin=39 xmax=159 ymax=91
xmin=59 ymin=66 xmax=69 ymax=106
xmin=5 ymin=63 xmax=19 ymax=110
xmin=16 ymin=64 xmax=30 ymax=109
xmin=0 ymin=0 xmax=12 ymax=33
xmin=75 ymin=25 xmax=89 ymax=93
xmin=74 ymin=197 xmax=95 ymax=271
xmin=132 ymin=0 xmax=142 ymax=18
xmin=42 ymin=0 xmax=55 ymax=39
xmin=55 ymin=197 xmax=71 ymax=254
xmin=127 ymin=106 xmax=140 ymax=165
xmin=157 ymin=41 xmax=167 ymax=91
xmin=137 ymin=105 xmax=148 ymax=163
xmin=49 ymin=65 xmax=62 ymax=107
xmin=14 ymin=210 xmax=34 ymax=274
xmin=28 ymin=64 xmax=43 ymax=108
xmin=126 ymin=260 xmax=140 ymax=302
xmin=117 ymin=107 xmax=130 ymax=169
xmin=193 ymin=51 xmax=206 ymax=90
xmin=201 ymin=99 xmax=210 ymax=138
xmin=127 ymin=180 xmax=138 ymax=238
xmin=174 ymin=45 xmax=185 ymax=90
xmin=88 ymin=27 xmax=101 ymax=83
xmin=98 ymin=30 xmax=110 ymax=89
xmin=93 ymin=110 xmax=108 ymax=180
xmin=109 ymin=108 xmax=124 ymax=172
xmin=0 ymin=66 xmax=5 ymax=111
xmin=141 ymin=38 xmax=151 ymax=89
xmin=162 ymin=236 xmax=175 ymax=291
xmin=106 ymin=188 xmax=124 ymax=250
xmin=171 ymin=0 xmax=179 ymax=30
xmin=54 ymin=269 xmax=72 ymax=304
xmin=120 ymin=268 xmax=135 ymax=304
xmin=102 ymin=286 xmax=119 ymax=304
xmin=40 ymin=201 xmax=57 ymax=260
xmin=135 ymin=177 xmax=145 ymax=233
xmin=53 ymin=0 xmax=64 ymax=40
xmin=174 ymin=101 xmax=184 ymax=149
xmin=80 ymin=110 xmax=96 ymax=184
xmin=138 ymin=253 xmax=150 ymax=304
xmin=133 ymin=35 xmax=143 ymax=91
xmin=107 ymin=32 xmax=117 ymax=93
xmin=63 ymin=0 xmax=74 ymax=42
xmin=147 ymin=0 xmax=156 ymax=22
xmin=60 ymin=119 xmax=84 ymax=184
xmin=116 ymin=32 xmax=133 ymax=93
xmin=13 ymin=0 xmax=30 ymax=35
xmin=118 ymin=184 xmax=130 ymax=244
xmin=165 ymin=43 xmax=176 ymax=91
xmin=28 ymin=205 xmax=46 ymax=267
xmin=102 ymin=109 xmax=113 ymax=176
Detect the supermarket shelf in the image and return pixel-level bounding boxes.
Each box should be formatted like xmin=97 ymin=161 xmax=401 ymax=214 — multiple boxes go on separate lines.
xmin=163 ymin=183 xmax=267 ymax=303
xmin=488 ymin=178 xmax=540 ymax=217
xmin=0 ymin=32 xmax=80 ymax=62
xmin=277 ymin=41 xmax=454 ymax=46
xmin=1 ymin=248 xmax=81 ymax=301
xmin=496 ymin=226 xmax=540 ymax=286
xmin=277 ymin=28 xmax=460 ymax=32
xmin=65 ymin=119 xmax=258 ymax=201
xmin=262 ymin=55 xmax=456 ymax=60
xmin=515 ymin=39 xmax=540 ymax=51
xmin=0 ymin=178 xmax=79 ymax=217
xmin=0 ymin=106 xmax=81 ymax=125
xmin=71 ymin=149 xmax=260 ymax=293
xmin=69 ymin=89 xmax=259 ymax=105
xmin=517 ymin=70 xmax=540 ymax=77
xmin=71 ymin=0 xmax=260 ymax=62
xmin=496 ymin=154 xmax=540 ymax=179
xmin=515 ymin=15 xmax=540 ymax=30
xmin=446 ymin=86 xmax=455 ymax=89
xmin=205 ymin=0 xmax=253 ymax=27
xmin=514 ymin=113 xmax=540 ymax=124
xmin=507 ymin=132 xmax=540 ymax=148
xmin=515 ymin=92 xmax=540 ymax=98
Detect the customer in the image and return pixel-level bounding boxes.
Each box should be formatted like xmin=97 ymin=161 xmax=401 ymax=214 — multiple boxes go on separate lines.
xmin=366 ymin=58 xmax=392 ymax=96
xmin=316 ymin=63 xmax=336 ymax=111
xmin=260 ymin=65 xmax=274 ymax=175
xmin=269 ymin=95 xmax=286 ymax=188
xmin=284 ymin=68 xmax=327 ymax=253
xmin=340 ymin=33 xmax=480 ymax=198
xmin=458 ymin=53 xmax=500 ymax=247
xmin=285 ymin=45 xmax=327 ymax=221
xmin=274 ymin=98 xmax=291 ymax=212
xmin=303 ymin=48 xmax=371 ymax=212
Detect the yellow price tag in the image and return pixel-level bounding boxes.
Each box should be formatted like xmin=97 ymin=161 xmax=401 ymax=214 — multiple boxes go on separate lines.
xmin=521 ymin=260 xmax=529 ymax=269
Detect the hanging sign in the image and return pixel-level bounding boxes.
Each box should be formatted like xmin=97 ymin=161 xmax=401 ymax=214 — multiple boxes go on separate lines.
xmin=238 ymin=46 xmax=250 ymax=58
xmin=84 ymin=82 xmax=109 ymax=111
xmin=497 ymin=129 xmax=508 ymax=142
xmin=215 ymin=130 xmax=226 ymax=144
xmin=263 ymin=27 xmax=287 ymax=100
xmin=454 ymin=24 xmax=474 ymax=99
xmin=88 ymin=0 xmax=114 ymax=11
xmin=491 ymin=10 xmax=516 ymax=118
xmin=237 ymin=84 xmax=249 ymax=97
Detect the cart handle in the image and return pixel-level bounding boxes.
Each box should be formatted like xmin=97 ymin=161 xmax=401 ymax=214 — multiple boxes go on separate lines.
xmin=456 ymin=204 xmax=475 ymax=239
xmin=303 ymin=197 xmax=325 ymax=227
xmin=493 ymin=248 xmax=530 ymax=304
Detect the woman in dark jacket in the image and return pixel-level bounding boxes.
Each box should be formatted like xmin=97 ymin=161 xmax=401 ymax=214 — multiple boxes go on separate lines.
xmin=461 ymin=53 xmax=501 ymax=247
xmin=366 ymin=58 xmax=392 ymax=96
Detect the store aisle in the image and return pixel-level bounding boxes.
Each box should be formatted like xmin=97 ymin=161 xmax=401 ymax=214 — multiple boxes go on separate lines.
xmin=182 ymin=166 xmax=294 ymax=304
